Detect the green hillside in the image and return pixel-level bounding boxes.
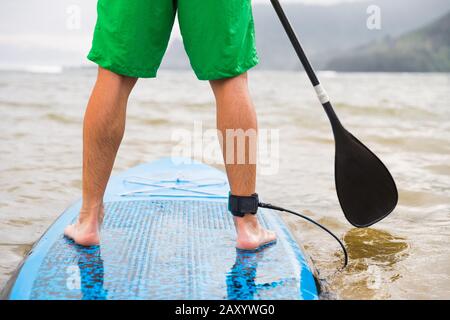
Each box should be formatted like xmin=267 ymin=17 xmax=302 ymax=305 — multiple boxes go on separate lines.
xmin=326 ymin=12 xmax=450 ymax=72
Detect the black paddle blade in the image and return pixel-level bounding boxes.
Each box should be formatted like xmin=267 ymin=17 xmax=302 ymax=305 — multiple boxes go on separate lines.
xmin=323 ymin=102 xmax=398 ymax=228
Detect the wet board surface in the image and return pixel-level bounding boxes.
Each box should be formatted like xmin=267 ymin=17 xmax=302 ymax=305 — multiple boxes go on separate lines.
xmin=4 ymin=158 xmax=319 ymax=300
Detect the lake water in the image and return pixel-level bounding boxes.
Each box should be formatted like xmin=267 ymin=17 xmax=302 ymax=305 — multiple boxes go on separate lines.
xmin=0 ymin=69 xmax=449 ymax=299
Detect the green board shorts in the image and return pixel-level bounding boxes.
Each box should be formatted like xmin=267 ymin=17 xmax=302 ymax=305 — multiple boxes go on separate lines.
xmin=87 ymin=0 xmax=259 ymax=80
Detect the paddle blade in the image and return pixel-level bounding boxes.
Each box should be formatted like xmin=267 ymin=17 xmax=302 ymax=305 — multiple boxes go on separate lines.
xmin=332 ymin=121 xmax=398 ymax=228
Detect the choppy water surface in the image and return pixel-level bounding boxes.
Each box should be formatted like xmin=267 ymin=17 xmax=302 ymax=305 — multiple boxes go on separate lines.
xmin=0 ymin=69 xmax=449 ymax=299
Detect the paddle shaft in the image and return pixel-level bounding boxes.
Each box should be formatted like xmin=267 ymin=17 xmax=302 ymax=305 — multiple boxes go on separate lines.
xmin=270 ymin=0 xmax=334 ymax=111
xmin=270 ymin=0 xmax=398 ymax=228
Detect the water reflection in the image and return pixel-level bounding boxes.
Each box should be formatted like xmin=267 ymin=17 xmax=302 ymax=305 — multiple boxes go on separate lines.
xmin=73 ymin=244 xmax=108 ymax=300
xmin=226 ymin=243 xmax=288 ymax=300
xmin=226 ymin=249 xmax=263 ymax=300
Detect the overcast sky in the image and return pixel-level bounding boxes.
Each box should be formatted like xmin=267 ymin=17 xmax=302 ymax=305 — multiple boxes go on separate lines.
xmin=254 ymin=0 xmax=364 ymax=4
xmin=0 ymin=0 xmax=367 ymax=68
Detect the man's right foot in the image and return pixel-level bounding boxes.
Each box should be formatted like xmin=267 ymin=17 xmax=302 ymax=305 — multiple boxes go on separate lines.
xmin=234 ymin=215 xmax=277 ymax=251
xmin=64 ymin=204 xmax=104 ymax=246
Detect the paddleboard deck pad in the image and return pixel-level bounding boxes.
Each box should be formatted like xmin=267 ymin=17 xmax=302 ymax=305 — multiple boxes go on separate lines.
xmin=3 ymin=158 xmax=319 ymax=300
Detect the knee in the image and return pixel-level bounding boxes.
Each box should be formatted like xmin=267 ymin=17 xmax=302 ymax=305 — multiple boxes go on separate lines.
xmin=210 ymin=72 xmax=248 ymax=95
xmin=97 ymin=67 xmax=138 ymax=94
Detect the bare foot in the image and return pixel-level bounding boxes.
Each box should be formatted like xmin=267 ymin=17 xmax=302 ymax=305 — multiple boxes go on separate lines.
xmin=64 ymin=204 xmax=104 ymax=246
xmin=234 ymin=215 xmax=277 ymax=251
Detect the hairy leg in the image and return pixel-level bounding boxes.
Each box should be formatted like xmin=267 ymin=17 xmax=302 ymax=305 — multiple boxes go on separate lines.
xmin=64 ymin=67 xmax=137 ymax=246
xmin=210 ymin=73 xmax=276 ymax=250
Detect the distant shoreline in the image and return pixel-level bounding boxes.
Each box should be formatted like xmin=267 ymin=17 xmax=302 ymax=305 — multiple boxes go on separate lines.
xmin=1 ymin=65 xmax=450 ymax=75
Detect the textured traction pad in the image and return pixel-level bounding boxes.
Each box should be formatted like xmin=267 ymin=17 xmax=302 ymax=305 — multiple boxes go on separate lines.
xmin=29 ymin=200 xmax=311 ymax=300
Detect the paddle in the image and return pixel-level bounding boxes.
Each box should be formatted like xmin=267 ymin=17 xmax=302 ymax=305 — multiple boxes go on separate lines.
xmin=270 ymin=0 xmax=398 ymax=227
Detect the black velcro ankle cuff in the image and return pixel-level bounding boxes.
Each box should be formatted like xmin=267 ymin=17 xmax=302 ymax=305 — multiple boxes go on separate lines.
xmin=228 ymin=193 xmax=259 ymax=217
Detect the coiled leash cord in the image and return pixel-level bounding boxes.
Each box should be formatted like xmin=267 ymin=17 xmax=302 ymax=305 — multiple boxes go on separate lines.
xmin=258 ymin=202 xmax=348 ymax=270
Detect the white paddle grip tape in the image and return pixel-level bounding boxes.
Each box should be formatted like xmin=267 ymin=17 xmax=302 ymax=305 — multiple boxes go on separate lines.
xmin=314 ymin=84 xmax=330 ymax=104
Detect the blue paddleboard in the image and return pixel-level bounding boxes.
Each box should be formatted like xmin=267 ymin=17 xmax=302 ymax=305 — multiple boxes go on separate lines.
xmin=2 ymin=158 xmax=319 ymax=300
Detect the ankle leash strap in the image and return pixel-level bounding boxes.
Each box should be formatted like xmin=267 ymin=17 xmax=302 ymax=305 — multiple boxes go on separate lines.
xmin=228 ymin=193 xmax=259 ymax=217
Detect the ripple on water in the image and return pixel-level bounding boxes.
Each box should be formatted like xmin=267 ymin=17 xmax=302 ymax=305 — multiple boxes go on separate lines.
xmin=44 ymin=113 xmax=79 ymax=124
xmin=349 ymin=103 xmax=430 ymax=117
xmin=423 ymin=164 xmax=450 ymax=176
xmin=327 ymin=228 xmax=409 ymax=299
xmin=344 ymin=228 xmax=409 ymax=268
xmin=399 ymin=189 xmax=450 ymax=208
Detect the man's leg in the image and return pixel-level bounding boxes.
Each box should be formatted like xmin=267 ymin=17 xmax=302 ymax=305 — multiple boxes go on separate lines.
xmin=210 ymin=73 xmax=276 ymax=250
xmin=64 ymin=67 xmax=137 ymax=246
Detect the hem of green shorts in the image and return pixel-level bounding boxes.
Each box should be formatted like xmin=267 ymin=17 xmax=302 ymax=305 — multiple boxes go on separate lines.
xmin=87 ymin=50 xmax=158 ymax=78
xmin=195 ymin=55 xmax=260 ymax=81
